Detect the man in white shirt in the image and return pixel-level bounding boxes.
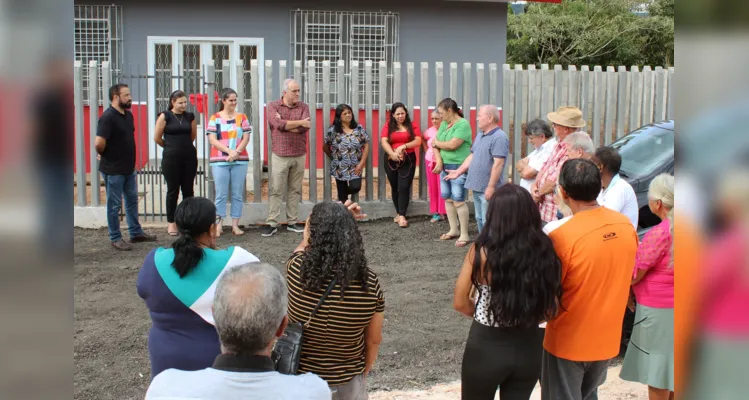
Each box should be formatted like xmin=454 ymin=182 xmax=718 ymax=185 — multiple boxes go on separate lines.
xmin=516 ymin=119 xmax=557 ymax=192
xmin=145 ymin=262 xmax=331 ymax=400
xmin=592 ymin=146 xmax=639 ymax=230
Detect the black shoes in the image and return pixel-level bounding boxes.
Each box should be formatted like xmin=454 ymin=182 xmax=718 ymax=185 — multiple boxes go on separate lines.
xmin=261 ymin=225 xmax=278 ymax=237
xmin=286 ymin=223 xmax=305 ymax=233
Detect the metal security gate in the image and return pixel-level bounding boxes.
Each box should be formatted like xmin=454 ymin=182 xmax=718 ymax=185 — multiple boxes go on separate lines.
xmin=114 ymin=65 xmax=211 ymax=222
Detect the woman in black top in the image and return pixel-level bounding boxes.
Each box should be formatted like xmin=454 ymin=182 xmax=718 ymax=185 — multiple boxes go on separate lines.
xmin=454 ymin=184 xmax=562 ymax=400
xmin=154 ymin=90 xmax=198 ymax=236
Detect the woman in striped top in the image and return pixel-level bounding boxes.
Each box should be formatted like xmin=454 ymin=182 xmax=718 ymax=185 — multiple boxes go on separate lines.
xmin=286 ymin=201 xmax=384 ymax=399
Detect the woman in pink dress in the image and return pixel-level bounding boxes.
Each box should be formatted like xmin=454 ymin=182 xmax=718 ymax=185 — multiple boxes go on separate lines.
xmin=422 ymin=109 xmax=446 ymax=222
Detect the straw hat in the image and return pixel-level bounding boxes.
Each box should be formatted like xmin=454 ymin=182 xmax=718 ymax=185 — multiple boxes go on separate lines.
xmin=547 ymin=106 xmax=586 ymax=128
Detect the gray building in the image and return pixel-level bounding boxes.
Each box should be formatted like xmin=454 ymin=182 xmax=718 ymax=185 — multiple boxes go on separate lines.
xmin=74 ymin=0 xmax=558 ymax=159
xmin=74 ymin=0 xmax=515 ymax=104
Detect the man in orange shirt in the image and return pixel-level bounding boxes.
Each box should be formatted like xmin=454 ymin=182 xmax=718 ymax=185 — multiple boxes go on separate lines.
xmin=542 ymin=159 xmax=638 ymax=400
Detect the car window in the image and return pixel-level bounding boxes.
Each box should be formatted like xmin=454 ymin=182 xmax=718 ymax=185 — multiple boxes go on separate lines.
xmin=611 ymin=125 xmax=674 ymax=179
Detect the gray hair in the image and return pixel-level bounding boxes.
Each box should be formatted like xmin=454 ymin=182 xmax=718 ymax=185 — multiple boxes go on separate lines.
xmin=525 ymin=119 xmax=554 ymax=139
xmin=564 ymin=132 xmax=595 ymax=156
xmin=648 ymin=174 xmax=674 ymax=268
xmin=480 ymin=104 xmax=500 ymax=123
xmin=213 ymin=262 xmax=288 ymax=354
xmin=282 ymin=78 xmax=298 ymax=93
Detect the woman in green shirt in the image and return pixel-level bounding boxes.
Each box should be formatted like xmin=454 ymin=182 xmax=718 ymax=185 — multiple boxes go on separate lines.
xmin=431 ymin=98 xmax=473 ymax=247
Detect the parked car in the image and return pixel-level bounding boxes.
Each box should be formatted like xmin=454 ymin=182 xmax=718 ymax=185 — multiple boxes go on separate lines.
xmin=610 ymin=120 xmax=675 ymax=233
xmin=611 ymin=120 xmax=675 ymax=355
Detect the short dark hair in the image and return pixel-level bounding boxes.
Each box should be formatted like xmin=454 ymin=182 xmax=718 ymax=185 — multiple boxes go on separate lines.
xmin=525 ymin=119 xmax=553 ymax=139
xmin=559 ymin=159 xmax=601 ymax=202
xmin=594 ymin=146 xmax=622 ymax=175
xmin=109 ymin=83 xmax=128 ymax=102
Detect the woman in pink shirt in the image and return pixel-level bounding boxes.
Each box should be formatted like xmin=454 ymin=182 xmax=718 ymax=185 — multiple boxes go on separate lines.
xmin=620 ymin=174 xmax=674 ymax=400
xmin=422 ymin=110 xmax=446 ymax=222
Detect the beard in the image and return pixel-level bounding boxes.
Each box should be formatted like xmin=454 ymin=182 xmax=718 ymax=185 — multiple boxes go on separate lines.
xmin=122 ymin=100 xmax=132 ymax=109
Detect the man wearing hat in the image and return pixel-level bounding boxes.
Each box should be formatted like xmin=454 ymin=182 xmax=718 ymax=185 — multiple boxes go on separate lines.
xmin=531 ymin=106 xmax=587 ymax=223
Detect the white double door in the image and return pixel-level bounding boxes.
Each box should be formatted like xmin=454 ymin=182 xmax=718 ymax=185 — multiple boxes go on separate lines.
xmin=147 ymin=37 xmax=265 ymax=162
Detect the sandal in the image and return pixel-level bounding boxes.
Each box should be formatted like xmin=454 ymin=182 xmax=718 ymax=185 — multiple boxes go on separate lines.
xmin=455 ymin=239 xmax=469 ymax=248
xmin=167 ymin=223 xmax=179 ymax=236
xmin=430 ymin=215 xmax=441 ymax=223
xmin=440 ymin=233 xmax=459 ymax=241
xmin=232 ymin=227 xmax=245 ymax=236
xmin=215 ymin=217 xmax=223 ymax=238
xmin=393 ymin=215 xmax=400 ymax=223
xmin=398 ymin=216 xmax=409 ymax=228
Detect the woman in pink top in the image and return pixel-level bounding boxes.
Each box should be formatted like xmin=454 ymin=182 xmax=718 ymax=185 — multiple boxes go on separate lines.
xmin=422 ymin=110 xmax=446 ymax=222
xmin=620 ymin=174 xmax=674 ymax=400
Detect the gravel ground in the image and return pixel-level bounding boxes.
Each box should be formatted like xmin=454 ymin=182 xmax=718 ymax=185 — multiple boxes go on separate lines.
xmin=74 ymin=216 xmax=643 ymax=399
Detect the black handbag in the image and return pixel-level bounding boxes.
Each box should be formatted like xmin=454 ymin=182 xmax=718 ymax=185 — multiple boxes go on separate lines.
xmin=272 ymin=279 xmax=337 ymax=375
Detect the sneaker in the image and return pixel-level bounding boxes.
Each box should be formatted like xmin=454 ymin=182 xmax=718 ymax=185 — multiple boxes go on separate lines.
xmin=111 ymin=239 xmax=133 ymax=251
xmin=130 ymin=232 xmax=157 ymax=243
xmin=286 ymin=223 xmax=306 ymax=233
xmin=260 ymin=225 xmax=278 ymax=237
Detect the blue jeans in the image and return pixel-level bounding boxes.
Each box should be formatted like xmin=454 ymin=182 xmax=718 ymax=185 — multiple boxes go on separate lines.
xmin=473 ymin=191 xmax=489 ymax=233
xmin=102 ymin=172 xmax=144 ymax=242
xmin=440 ymin=163 xmax=469 ymax=202
xmin=212 ymin=163 xmax=248 ymax=219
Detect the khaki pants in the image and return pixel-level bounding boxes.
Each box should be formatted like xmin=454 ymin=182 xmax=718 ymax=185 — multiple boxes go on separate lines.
xmin=267 ymin=153 xmax=306 ymax=227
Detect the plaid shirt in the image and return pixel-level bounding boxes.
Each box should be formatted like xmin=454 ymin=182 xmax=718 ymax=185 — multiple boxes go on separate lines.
xmin=266 ymin=98 xmax=310 ymax=157
xmin=536 ymin=140 xmax=569 ymax=222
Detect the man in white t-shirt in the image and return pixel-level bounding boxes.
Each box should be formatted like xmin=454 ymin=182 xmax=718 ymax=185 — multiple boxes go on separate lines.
xmin=516 ymin=119 xmax=557 ymax=191
xmin=592 ymin=146 xmax=639 ymax=230
xmin=145 ymin=262 xmax=330 ymax=400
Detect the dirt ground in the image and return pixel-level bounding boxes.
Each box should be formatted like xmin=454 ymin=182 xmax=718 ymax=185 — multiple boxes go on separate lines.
xmin=74 ymin=216 xmax=642 ymax=400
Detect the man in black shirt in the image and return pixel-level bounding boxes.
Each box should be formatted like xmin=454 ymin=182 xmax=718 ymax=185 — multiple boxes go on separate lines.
xmin=95 ymin=84 xmax=156 ymax=250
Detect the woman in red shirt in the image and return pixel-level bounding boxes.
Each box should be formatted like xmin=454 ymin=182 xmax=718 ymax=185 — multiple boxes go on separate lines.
xmin=380 ymin=102 xmax=422 ymax=227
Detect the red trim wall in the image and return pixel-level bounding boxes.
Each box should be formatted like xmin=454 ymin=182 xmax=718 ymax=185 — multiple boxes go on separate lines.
xmin=74 ymin=105 xmax=150 ymax=174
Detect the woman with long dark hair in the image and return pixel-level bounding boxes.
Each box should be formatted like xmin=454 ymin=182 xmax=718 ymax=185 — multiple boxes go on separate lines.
xmin=286 ymin=201 xmax=384 ymax=398
xmin=137 ymin=197 xmax=259 ymax=379
xmin=432 ymin=98 xmax=473 ymax=247
xmin=454 ymin=184 xmax=562 ymax=399
xmin=323 ymin=104 xmax=370 ymax=202
xmin=207 ymin=88 xmax=252 ymax=237
xmin=154 ymin=90 xmax=198 ymax=236
xmin=380 ymin=102 xmax=422 ymax=227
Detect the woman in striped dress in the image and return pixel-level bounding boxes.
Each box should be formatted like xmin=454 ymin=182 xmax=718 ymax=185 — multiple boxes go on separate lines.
xmin=286 ymin=201 xmax=384 ymax=400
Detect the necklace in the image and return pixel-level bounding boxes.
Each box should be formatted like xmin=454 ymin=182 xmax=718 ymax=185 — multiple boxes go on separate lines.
xmin=173 ymin=112 xmax=184 ymax=125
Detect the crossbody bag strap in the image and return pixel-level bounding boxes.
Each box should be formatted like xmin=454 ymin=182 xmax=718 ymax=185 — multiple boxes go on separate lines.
xmin=304 ymin=279 xmax=337 ymax=328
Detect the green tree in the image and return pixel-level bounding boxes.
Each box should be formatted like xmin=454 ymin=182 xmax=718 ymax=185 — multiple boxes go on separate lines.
xmin=507 ymin=0 xmax=674 ymax=67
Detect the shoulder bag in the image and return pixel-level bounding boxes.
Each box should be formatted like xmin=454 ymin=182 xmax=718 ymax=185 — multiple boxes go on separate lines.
xmin=272 ymin=279 xmax=337 ymax=375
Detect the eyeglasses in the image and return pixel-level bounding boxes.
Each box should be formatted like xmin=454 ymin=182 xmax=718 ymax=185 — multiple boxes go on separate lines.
xmin=215 ymin=216 xmax=222 ymax=225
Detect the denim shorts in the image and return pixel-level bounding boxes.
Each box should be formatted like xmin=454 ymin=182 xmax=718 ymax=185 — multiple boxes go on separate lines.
xmin=440 ymin=163 xmax=469 ymax=202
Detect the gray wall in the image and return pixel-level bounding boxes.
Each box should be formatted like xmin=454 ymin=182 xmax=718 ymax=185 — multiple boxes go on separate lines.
xmin=76 ymin=0 xmax=507 ymax=106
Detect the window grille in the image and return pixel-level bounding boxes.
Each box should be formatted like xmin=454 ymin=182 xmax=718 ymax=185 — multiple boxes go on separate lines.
xmin=240 ymin=45 xmax=259 ymax=124
xmin=291 ymin=9 xmax=399 ymax=107
xmin=74 ymin=5 xmax=123 ymax=104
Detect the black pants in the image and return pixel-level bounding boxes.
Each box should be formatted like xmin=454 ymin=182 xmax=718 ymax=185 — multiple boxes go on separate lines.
xmin=384 ymin=151 xmax=417 ymax=216
xmin=161 ymin=152 xmax=198 ymax=223
xmin=462 ymin=321 xmax=545 ymax=400
xmin=335 ymin=178 xmax=362 ymax=202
